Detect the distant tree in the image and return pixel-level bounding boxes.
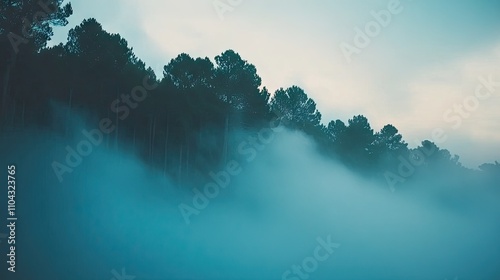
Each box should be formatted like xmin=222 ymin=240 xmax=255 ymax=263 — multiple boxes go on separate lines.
xmin=1 ymin=0 xmax=72 ymax=52
xmin=213 ymin=50 xmax=269 ymax=126
xmin=65 ymin=18 xmax=140 ymax=75
xmin=327 ymin=119 xmax=347 ymax=144
xmin=270 ymin=86 xmax=321 ymax=129
xmin=162 ymin=52 xmax=228 ymax=137
xmin=374 ymin=125 xmax=407 ymax=151
xmin=411 ymin=140 xmax=461 ymax=171
xmin=163 ymin=53 xmax=214 ymax=90
xmin=479 ymin=161 xmax=500 ymax=172
xmin=479 ymin=161 xmax=500 ymax=181
xmin=329 ymin=115 xmax=375 ymax=169
xmin=64 ymin=18 xmax=146 ymax=107
xmin=372 ymin=124 xmax=408 ymax=164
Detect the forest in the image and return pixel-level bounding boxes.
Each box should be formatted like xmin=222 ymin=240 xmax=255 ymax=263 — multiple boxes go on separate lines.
xmin=1 ymin=2 xmax=498 ymax=192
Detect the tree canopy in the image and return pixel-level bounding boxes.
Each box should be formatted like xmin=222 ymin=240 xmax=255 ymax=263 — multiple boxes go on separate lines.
xmin=0 ymin=16 xmax=497 ymax=188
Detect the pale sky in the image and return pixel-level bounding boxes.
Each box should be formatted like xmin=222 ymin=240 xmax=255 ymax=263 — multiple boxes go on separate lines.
xmin=49 ymin=0 xmax=500 ymax=168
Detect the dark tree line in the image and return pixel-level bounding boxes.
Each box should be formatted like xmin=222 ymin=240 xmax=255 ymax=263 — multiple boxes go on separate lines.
xmin=1 ymin=0 xmax=498 ymax=188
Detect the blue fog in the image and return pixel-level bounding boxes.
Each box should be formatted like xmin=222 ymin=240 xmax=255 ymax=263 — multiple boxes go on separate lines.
xmin=1 ymin=114 xmax=500 ymax=279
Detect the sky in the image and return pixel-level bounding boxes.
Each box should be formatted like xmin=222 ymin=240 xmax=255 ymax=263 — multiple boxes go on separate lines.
xmin=48 ymin=0 xmax=500 ymax=168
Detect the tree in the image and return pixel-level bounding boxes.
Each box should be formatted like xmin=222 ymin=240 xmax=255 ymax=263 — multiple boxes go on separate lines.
xmin=64 ymin=18 xmax=146 ymax=108
xmin=0 ymin=0 xmax=72 ymax=116
xmin=412 ymin=140 xmax=462 ymax=170
xmin=65 ymin=18 xmax=139 ymax=75
xmin=372 ymin=124 xmax=408 ymax=164
xmin=374 ymin=125 xmax=406 ymax=151
xmin=327 ymin=119 xmax=347 ymax=143
xmin=163 ymin=53 xmax=214 ymax=90
xmin=1 ymin=0 xmax=72 ymax=51
xmin=270 ymin=86 xmax=321 ymax=129
xmin=479 ymin=161 xmax=500 ymax=180
xmin=479 ymin=161 xmax=500 ymax=173
xmin=213 ymin=50 xmax=269 ymax=126
xmin=329 ymin=115 xmax=375 ymax=169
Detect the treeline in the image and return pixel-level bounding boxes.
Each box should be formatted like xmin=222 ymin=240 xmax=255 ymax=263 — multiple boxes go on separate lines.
xmin=1 ymin=1 xmax=499 ymax=188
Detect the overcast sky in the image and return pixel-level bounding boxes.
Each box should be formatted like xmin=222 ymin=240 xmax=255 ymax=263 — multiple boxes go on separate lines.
xmin=49 ymin=0 xmax=500 ymax=168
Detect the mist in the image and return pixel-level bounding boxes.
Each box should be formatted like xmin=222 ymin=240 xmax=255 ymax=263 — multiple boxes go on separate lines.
xmin=1 ymin=112 xmax=500 ymax=280
xmin=2 ymin=1 xmax=500 ymax=279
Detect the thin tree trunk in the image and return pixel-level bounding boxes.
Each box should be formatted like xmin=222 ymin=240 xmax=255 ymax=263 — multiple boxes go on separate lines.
xmin=148 ymin=116 xmax=154 ymax=164
xmin=186 ymin=144 xmax=190 ymax=180
xmin=66 ymin=89 xmax=73 ymax=136
xmin=178 ymin=145 xmax=183 ymax=186
xmin=106 ymin=111 xmax=110 ymax=149
xmin=223 ymin=115 xmax=229 ymax=165
xmin=1 ymin=52 xmax=15 ymax=118
xmin=115 ymin=89 xmax=119 ymax=150
xmin=1 ymin=66 xmax=10 ymax=116
xmin=152 ymin=115 xmax=156 ymax=163
xmin=163 ymin=121 xmax=169 ymax=177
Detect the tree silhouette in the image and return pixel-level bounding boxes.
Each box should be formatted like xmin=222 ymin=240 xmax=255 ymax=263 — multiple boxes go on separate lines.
xmin=213 ymin=50 xmax=269 ymax=127
xmin=372 ymin=124 xmax=408 ymax=166
xmin=164 ymin=53 xmax=214 ymax=90
xmin=270 ymin=86 xmax=321 ymax=129
xmin=0 ymin=0 xmax=72 ymax=120
xmin=337 ymin=115 xmax=375 ymax=169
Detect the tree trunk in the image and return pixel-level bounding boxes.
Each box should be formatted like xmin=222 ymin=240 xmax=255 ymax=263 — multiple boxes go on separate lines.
xmin=151 ymin=115 xmax=156 ymax=162
xmin=65 ymin=89 xmax=73 ymax=137
xmin=115 ymin=88 xmax=119 ymax=150
xmin=1 ymin=52 xmax=16 ymax=125
xmin=163 ymin=121 xmax=169 ymax=177
xmin=178 ymin=145 xmax=183 ymax=186
xmin=223 ymin=115 xmax=229 ymax=165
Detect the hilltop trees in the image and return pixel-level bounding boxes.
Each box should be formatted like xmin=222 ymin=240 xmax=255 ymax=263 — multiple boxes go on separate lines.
xmin=1 ymin=16 xmax=490 ymax=187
